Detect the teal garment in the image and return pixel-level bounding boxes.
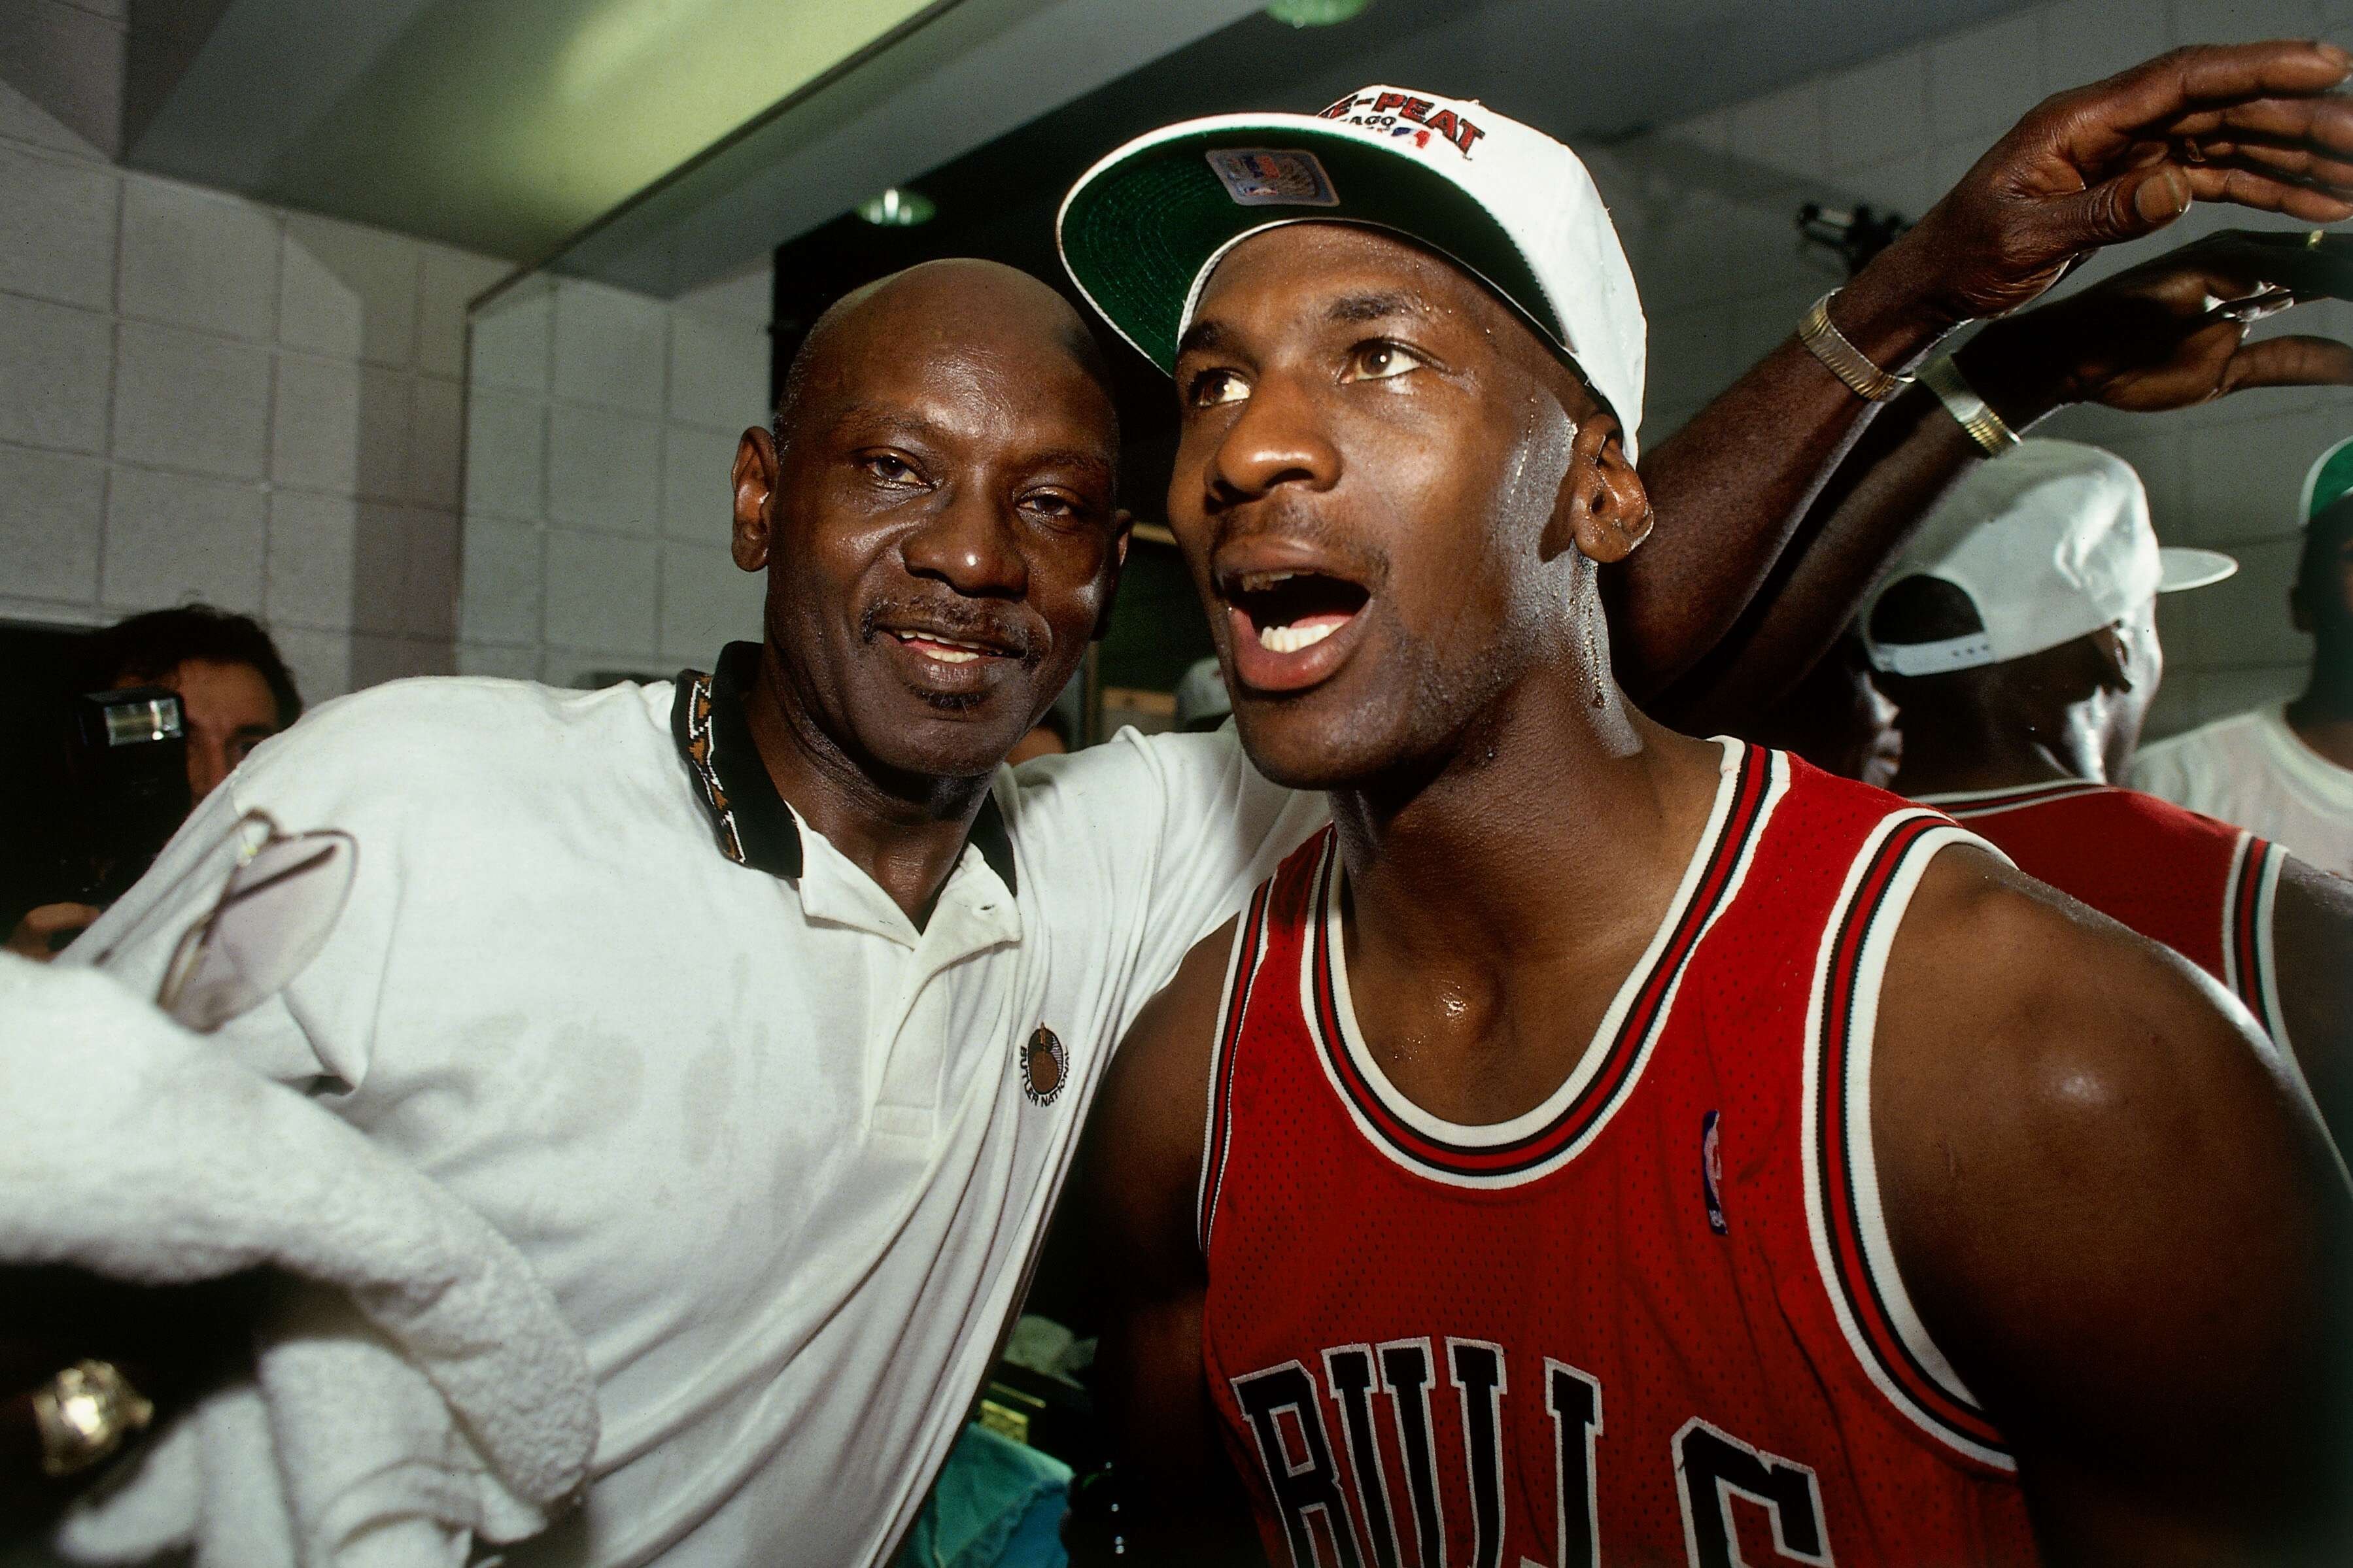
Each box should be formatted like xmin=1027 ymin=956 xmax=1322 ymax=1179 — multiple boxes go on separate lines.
xmin=894 ymin=1422 xmax=1073 ymax=1568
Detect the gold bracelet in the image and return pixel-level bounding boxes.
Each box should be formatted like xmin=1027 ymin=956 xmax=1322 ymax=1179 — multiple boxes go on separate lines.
xmin=1798 ymin=290 xmax=1914 ymax=401
xmin=1919 ymin=354 xmax=2021 ymax=456
xmin=31 ymin=1359 xmax=154 ymax=1478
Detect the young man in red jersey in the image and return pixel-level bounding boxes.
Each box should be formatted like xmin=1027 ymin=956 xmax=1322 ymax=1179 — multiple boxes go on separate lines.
xmin=1866 ymin=439 xmax=2353 ymax=1148
xmin=1056 ymin=88 xmax=2350 ymax=1567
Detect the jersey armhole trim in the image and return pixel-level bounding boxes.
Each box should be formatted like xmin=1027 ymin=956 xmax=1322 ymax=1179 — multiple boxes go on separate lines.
xmin=1199 ymin=879 xmax=1276 ymax=1256
xmin=1802 ymin=811 xmax=2017 ymax=1473
xmin=2223 ymin=834 xmax=2293 ymax=1057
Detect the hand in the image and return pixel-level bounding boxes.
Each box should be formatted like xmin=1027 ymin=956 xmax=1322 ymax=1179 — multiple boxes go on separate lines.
xmin=1959 ymin=229 xmax=2353 ymax=422
xmin=1868 ymin=41 xmax=2353 ymax=328
xmin=3 ymin=904 xmax=100 ymax=962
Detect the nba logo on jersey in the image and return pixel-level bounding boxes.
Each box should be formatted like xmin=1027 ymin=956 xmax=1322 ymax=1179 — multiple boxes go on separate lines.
xmin=1702 ymin=1110 xmax=1727 ymax=1234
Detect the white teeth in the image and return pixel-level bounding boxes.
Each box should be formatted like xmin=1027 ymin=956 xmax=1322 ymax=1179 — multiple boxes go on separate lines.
xmin=1237 ymin=570 xmax=1299 ymax=594
xmin=895 ymin=632 xmax=991 ymax=662
xmin=1258 ymin=621 xmax=1337 ymax=655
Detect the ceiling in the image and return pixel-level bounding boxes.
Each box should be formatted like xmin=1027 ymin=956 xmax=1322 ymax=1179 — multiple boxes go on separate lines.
xmin=117 ymin=0 xmax=2044 ymax=289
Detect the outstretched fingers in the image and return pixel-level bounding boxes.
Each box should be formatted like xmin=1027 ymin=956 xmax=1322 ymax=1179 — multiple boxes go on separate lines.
xmin=2180 ymin=162 xmax=2353 ymax=220
xmin=2217 ymin=332 xmax=2353 ymax=392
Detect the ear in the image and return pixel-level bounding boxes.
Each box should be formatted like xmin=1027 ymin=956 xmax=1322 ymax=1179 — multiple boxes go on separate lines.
xmin=1092 ymin=511 xmax=1135 ymax=642
xmin=1543 ymin=411 xmax=1653 ymax=566
xmin=2289 ymin=581 xmax=2314 ymax=636
xmin=2086 ymin=626 xmax=2135 ymax=692
xmin=732 ymin=427 xmax=779 ymax=572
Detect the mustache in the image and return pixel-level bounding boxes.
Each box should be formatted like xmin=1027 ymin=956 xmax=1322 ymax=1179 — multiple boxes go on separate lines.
xmin=860 ymin=595 xmax=1044 ymax=666
xmin=1206 ymin=500 xmax=1390 ymax=594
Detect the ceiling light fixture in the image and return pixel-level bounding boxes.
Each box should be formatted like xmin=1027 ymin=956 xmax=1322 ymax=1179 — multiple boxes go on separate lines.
xmin=857 ymin=187 xmax=936 ymax=226
xmin=1265 ymin=0 xmax=1369 ymax=26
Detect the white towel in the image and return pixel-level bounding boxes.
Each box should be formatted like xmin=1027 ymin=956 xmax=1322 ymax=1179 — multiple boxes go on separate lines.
xmin=0 ymin=953 xmax=598 ymax=1567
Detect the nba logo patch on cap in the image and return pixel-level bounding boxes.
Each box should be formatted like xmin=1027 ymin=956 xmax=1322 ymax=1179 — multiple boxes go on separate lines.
xmin=1205 ymin=148 xmax=1339 ymax=208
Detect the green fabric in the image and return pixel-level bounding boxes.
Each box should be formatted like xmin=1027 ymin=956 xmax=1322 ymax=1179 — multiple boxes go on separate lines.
xmin=1061 ymin=123 xmax=1557 ymax=374
xmin=894 ymin=1422 xmax=1073 ymax=1568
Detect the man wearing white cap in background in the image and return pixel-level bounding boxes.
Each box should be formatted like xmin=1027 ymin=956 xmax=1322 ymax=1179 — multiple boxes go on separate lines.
xmin=2131 ymin=437 xmax=2353 ymax=875
xmin=1867 ymin=439 xmax=2353 ymax=1147
xmin=1058 ymin=84 xmax=2348 ymax=1566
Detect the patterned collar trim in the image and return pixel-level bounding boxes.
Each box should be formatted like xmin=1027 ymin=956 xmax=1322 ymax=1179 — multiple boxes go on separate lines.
xmin=669 ymin=641 xmax=1018 ymax=893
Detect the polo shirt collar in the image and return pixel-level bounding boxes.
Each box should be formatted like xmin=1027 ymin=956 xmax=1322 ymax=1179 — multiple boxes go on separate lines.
xmin=671 ymin=642 xmax=1020 ymax=897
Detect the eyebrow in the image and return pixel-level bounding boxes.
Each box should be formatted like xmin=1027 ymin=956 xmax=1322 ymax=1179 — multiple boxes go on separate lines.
xmin=1025 ymin=448 xmax=1114 ymax=485
xmin=1326 ymin=290 xmax=1431 ymax=326
xmin=1179 ymin=290 xmax=1436 ymax=361
xmin=1175 ymin=318 xmax=1231 ymax=360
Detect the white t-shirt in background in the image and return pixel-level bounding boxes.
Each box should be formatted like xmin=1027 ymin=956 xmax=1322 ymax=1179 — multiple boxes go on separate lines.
xmin=65 ymin=649 xmax=1327 ymax=1568
xmin=2129 ymin=703 xmax=2353 ymax=878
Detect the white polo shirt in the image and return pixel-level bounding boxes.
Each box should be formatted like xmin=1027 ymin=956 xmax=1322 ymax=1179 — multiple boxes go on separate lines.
xmin=66 ymin=642 xmax=1326 ymax=1568
xmin=2129 ymin=704 xmax=2353 ymax=878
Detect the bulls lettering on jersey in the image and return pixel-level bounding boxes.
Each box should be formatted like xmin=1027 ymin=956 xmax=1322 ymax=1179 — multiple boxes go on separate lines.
xmin=1199 ymin=741 xmax=2041 ymax=1567
xmin=1921 ymin=781 xmax=2288 ymax=1042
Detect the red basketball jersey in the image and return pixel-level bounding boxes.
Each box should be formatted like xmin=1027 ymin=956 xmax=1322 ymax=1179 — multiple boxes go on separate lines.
xmin=1921 ymin=782 xmax=2286 ymax=1042
xmin=1197 ymin=741 xmax=2040 ymax=1568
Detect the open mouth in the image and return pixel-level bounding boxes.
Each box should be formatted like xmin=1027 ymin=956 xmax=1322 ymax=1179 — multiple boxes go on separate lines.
xmin=1228 ymin=570 xmax=1371 ymax=654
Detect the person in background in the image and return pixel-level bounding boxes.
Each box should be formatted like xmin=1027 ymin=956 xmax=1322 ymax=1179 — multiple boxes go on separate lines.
xmin=3 ymin=605 xmax=301 ymax=961
xmin=2131 ymin=439 xmax=2353 ymax=874
xmin=1739 ymin=627 xmax=1902 ymax=787
xmin=1172 ymin=656 xmax=1231 ymax=734
xmin=1866 ymin=439 xmax=2353 ymax=1148
xmin=82 ymin=605 xmax=303 ymax=803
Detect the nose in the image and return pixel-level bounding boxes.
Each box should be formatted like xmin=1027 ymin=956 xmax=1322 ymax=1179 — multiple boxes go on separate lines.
xmin=1205 ymin=377 xmax=1341 ymax=511
xmin=899 ymin=486 xmax=1030 ymax=600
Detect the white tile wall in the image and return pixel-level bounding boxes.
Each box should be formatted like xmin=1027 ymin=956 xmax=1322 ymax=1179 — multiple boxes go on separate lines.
xmin=0 ymin=70 xmax=498 ymax=705
xmin=456 ymin=258 xmax=776 ymax=683
xmin=1636 ymin=0 xmax=2347 ymax=741
xmin=0 ymin=444 xmax=103 ymax=602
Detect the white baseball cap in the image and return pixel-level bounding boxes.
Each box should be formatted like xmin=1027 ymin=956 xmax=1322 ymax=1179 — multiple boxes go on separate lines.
xmin=1864 ymin=439 xmax=2237 ymax=677
xmin=1056 ymin=85 xmax=1647 ymax=459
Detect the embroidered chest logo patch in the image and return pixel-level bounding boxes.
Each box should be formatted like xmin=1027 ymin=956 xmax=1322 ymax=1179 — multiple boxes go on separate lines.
xmin=1022 ymin=1025 xmax=1069 ymax=1107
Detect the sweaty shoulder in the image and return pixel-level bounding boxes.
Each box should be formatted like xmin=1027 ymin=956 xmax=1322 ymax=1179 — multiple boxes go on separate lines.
xmin=1868 ymin=844 xmax=2342 ymax=1480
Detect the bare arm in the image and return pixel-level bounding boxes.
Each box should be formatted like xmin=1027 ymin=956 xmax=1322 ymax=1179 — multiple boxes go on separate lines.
xmin=2273 ymin=855 xmax=2353 ymax=1157
xmin=1064 ymin=920 xmax=1266 ymax=1568
xmin=1657 ymin=229 xmax=2353 ymax=732
xmin=1878 ymin=849 xmax=2352 ymax=1564
xmin=1617 ymin=40 xmax=2353 ymax=701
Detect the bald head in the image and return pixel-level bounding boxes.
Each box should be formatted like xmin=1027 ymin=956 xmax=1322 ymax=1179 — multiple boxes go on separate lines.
xmin=775 ymin=259 xmax=1116 ymax=456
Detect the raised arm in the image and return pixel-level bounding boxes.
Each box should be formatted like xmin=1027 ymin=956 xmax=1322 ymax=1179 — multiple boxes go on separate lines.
xmin=1063 ymin=920 xmax=1266 ymax=1568
xmin=1877 ymin=849 xmax=2352 ymax=1563
xmin=1616 ymin=39 xmax=2353 ymax=700
xmin=1657 ymin=228 xmax=2353 ymax=731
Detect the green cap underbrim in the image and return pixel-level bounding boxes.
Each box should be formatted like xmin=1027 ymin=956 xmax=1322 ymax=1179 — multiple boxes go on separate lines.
xmin=1060 ymin=123 xmax=1561 ymax=377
